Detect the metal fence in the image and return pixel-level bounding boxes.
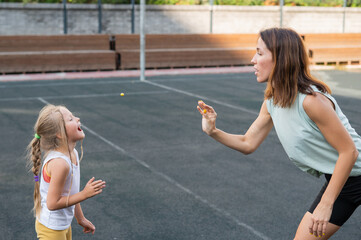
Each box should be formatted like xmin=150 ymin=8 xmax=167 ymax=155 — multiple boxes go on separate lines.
xmin=61 ymin=0 xmax=350 ymax=34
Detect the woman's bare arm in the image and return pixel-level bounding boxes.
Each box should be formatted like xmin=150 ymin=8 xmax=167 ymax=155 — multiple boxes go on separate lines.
xmin=303 ymin=92 xmax=359 ymax=236
xmin=197 ymin=100 xmax=273 ymax=154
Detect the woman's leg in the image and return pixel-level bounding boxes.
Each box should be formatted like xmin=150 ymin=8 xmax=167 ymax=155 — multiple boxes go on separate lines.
xmin=298 ymin=174 xmax=360 ymax=239
xmin=294 ymin=212 xmax=340 ymax=240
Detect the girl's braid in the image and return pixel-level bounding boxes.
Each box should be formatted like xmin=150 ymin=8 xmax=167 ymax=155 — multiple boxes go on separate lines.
xmin=31 ymin=137 xmax=42 ymax=217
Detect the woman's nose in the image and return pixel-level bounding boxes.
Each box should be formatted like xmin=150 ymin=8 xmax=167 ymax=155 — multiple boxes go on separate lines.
xmin=251 ymin=54 xmax=257 ymax=64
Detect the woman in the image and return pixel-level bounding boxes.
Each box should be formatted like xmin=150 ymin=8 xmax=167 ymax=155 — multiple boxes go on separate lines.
xmin=197 ymin=28 xmax=361 ymax=239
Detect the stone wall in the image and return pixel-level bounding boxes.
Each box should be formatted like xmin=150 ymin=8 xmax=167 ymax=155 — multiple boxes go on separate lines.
xmin=0 ymin=3 xmax=360 ymax=35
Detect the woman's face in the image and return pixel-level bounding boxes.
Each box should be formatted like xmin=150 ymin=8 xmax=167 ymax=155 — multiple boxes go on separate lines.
xmin=251 ymin=38 xmax=274 ymax=83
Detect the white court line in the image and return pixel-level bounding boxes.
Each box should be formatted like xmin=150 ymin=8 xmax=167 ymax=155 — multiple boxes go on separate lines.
xmin=37 ymin=97 xmax=271 ymax=240
xmin=143 ymin=79 xmax=259 ymax=116
xmin=0 ymin=79 xmax=139 ymax=88
xmin=0 ymin=74 xmax=250 ymax=89
xmin=0 ymin=66 xmax=254 ymax=83
xmin=0 ymin=90 xmax=169 ymax=102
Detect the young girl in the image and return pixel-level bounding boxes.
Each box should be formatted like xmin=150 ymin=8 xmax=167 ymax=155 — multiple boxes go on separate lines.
xmin=197 ymin=28 xmax=361 ymax=239
xmin=28 ymin=104 xmax=106 ymax=240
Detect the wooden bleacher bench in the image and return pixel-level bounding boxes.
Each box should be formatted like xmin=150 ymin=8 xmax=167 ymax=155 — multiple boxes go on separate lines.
xmin=308 ymin=47 xmax=361 ymax=65
xmin=2 ymin=33 xmax=359 ymax=73
xmin=304 ymin=33 xmax=361 ymax=65
xmin=0 ymin=35 xmax=117 ymax=74
xmin=303 ymin=33 xmax=361 ymax=48
xmin=115 ymin=34 xmax=258 ymax=69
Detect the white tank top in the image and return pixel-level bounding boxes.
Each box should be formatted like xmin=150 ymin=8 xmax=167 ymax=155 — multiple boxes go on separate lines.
xmin=37 ymin=149 xmax=80 ymax=230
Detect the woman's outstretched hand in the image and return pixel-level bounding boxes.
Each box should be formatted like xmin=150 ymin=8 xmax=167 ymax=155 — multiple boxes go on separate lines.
xmin=197 ymin=100 xmax=217 ymax=136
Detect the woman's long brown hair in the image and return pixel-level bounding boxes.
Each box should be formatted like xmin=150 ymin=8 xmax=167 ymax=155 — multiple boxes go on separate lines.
xmin=261 ymin=28 xmax=331 ymax=108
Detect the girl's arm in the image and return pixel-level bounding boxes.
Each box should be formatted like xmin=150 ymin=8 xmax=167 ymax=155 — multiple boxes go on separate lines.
xmin=303 ymin=92 xmax=359 ymax=237
xmin=197 ymin=100 xmax=273 ymax=154
xmin=46 ymin=159 xmax=106 ymax=211
xmin=75 ymin=203 xmax=96 ymax=234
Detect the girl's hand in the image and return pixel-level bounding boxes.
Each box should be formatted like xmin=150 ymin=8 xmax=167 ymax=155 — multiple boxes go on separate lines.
xmin=308 ymin=202 xmax=333 ymax=237
xmin=82 ymin=177 xmax=106 ymax=199
xmin=78 ymin=217 xmax=96 ymax=235
xmin=197 ymin=100 xmax=217 ymax=136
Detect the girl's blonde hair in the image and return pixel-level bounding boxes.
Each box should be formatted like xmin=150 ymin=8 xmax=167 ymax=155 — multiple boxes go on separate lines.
xmin=27 ymin=104 xmax=83 ymax=217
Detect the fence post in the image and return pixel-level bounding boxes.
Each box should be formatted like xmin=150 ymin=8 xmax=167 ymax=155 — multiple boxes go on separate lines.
xmin=98 ymin=0 xmax=102 ymax=33
xmin=140 ymin=0 xmax=145 ymax=81
xmin=210 ymin=0 xmax=214 ymax=33
xmin=342 ymin=0 xmax=347 ymax=33
xmin=280 ymin=0 xmax=284 ymax=27
xmin=63 ymin=0 xmax=68 ymax=34
xmin=131 ymin=0 xmax=135 ymax=34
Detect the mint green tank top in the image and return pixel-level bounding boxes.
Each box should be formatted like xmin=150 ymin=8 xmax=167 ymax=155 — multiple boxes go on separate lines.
xmin=266 ymin=86 xmax=361 ymax=177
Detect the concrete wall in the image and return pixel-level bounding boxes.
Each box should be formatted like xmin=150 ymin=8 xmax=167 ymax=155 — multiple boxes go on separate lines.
xmin=0 ymin=3 xmax=360 ymax=35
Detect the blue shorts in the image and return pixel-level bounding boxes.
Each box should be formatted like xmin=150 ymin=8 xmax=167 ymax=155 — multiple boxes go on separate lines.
xmin=308 ymin=174 xmax=361 ymax=226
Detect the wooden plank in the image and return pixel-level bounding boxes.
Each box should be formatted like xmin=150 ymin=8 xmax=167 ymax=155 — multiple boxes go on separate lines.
xmin=119 ymin=49 xmax=255 ymax=69
xmin=0 ymin=35 xmax=116 ymax=73
xmin=115 ymin=34 xmax=139 ymax=50
xmin=0 ymin=35 xmax=111 ymax=52
xmin=144 ymin=34 xmax=258 ymax=49
xmin=0 ymin=51 xmax=116 ymax=73
xmin=304 ymin=33 xmax=361 ymax=48
xmin=309 ymin=47 xmax=361 ymax=65
xmin=115 ymin=34 xmax=258 ymax=50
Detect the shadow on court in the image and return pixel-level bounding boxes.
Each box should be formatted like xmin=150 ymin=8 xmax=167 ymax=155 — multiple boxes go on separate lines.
xmin=0 ymin=69 xmax=360 ymax=240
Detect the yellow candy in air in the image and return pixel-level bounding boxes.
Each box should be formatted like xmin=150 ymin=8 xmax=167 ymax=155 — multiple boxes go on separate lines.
xmin=120 ymin=93 xmax=125 ymax=96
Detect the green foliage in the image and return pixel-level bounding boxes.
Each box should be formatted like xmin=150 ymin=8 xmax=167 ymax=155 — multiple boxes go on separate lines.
xmin=0 ymin=0 xmax=130 ymax=3
xmin=215 ymin=0 xmax=265 ymax=6
xmin=0 ymin=0 xmax=360 ymax=6
xmin=284 ymin=0 xmax=360 ymax=7
xmin=146 ymin=0 xmax=204 ymax=4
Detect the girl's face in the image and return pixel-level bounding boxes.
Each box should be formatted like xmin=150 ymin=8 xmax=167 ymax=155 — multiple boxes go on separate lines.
xmin=251 ymin=38 xmax=274 ymax=83
xmin=60 ymin=107 xmax=85 ymax=143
